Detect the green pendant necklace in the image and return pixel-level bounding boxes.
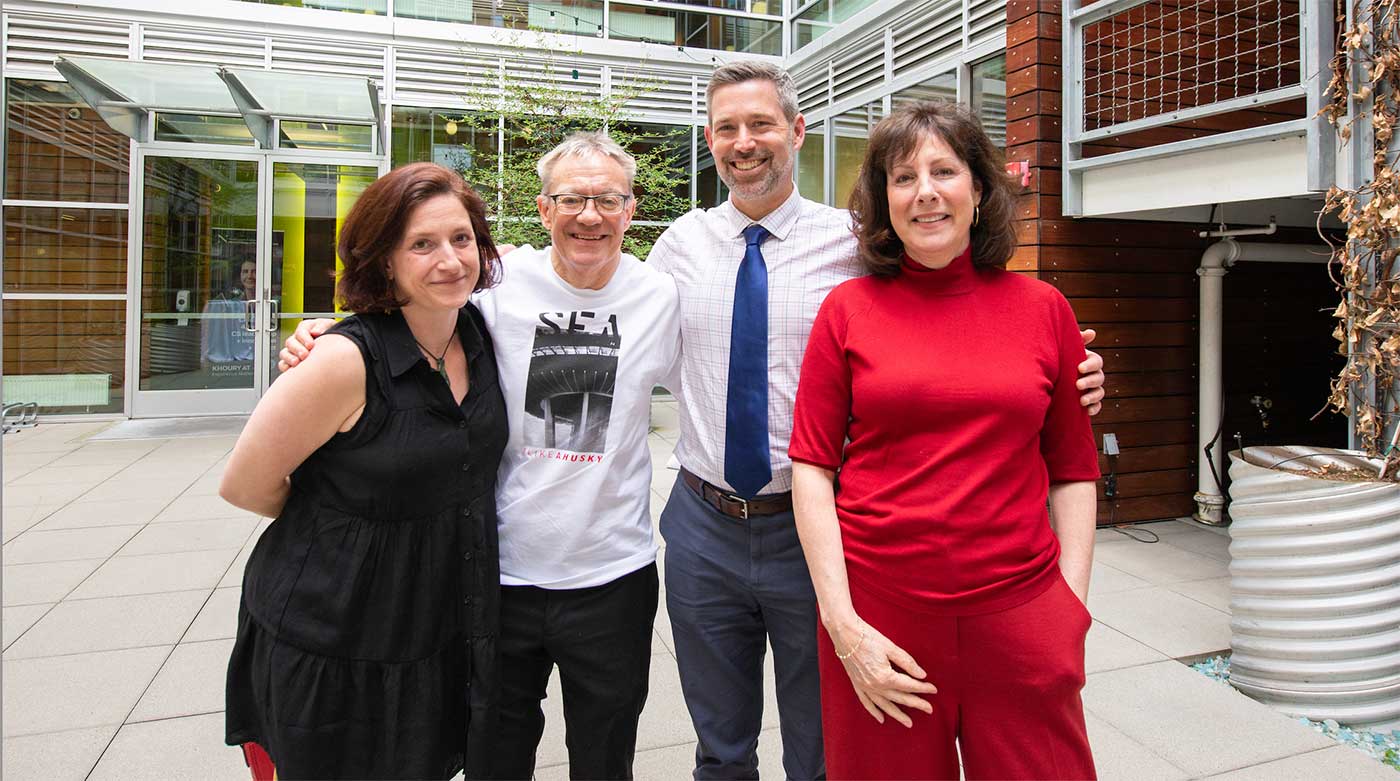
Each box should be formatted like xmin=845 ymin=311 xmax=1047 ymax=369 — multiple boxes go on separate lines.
xmin=413 ymin=335 xmax=453 ymax=384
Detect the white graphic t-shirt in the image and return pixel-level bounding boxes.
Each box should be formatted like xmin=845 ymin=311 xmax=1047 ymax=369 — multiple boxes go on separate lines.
xmin=475 ymin=245 xmax=681 ymax=589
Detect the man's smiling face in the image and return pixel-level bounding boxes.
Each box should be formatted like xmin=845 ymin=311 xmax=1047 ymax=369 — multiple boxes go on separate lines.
xmin=705 ymin=79 xmax=805 ymax=205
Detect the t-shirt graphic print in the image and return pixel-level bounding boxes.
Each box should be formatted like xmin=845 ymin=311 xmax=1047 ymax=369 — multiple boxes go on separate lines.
xmin=523 ymin=310 xmax=620 ymax=454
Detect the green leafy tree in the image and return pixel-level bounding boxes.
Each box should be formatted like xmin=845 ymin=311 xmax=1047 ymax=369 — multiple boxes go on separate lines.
xmin=450 ymin=55 xmax=693 ymax=261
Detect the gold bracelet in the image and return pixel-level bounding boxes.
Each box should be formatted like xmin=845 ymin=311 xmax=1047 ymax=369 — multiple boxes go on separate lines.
xmin=835 ymin=628 xmax=867 ymax=661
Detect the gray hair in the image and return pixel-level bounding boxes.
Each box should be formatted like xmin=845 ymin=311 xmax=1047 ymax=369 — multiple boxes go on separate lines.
xmin=706 ymin=60 xmax=799 ymax=123
xmin=537 ymin=131 xmax=637 ymax=193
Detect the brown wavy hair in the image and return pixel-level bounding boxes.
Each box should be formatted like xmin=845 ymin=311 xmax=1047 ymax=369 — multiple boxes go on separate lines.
xmin=336 ymin=162 xmax=500 ymax=312
xmin=848 ymin=100 xmax=1015 ymax=276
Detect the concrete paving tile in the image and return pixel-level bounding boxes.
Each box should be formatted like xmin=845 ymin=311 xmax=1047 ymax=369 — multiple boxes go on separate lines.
xmin=88 ymin=712 xmax=248 ymax=781
xmin=5 ymin=590 xmax=208 ymax=659
xmin=1084 ymin=711 xmax=1189 ymax=780
xmin=649 ymin=402 xmax=680 ymax=433
xmin=69 ymin=549 xmax=240 ymax=599
xmin=10 ymin=462 xmax=125 ymax=487
xmin=3 ymin=645 xmax=170 ymax=736
xmin=2 ymin=454 xmax=63 ymax=482
xmin=1089 ymin=561 xmax=1151 ymax=597
xmin=117 ymin=517 xmax=259 ymax=555
xmin=1204 ymin=744 xmax=1396 ymax=780
xmin=2 ymin=481 xmax=94 ymax=508
xmin=112 ymin=464 xmax=215 ymax=485
xmin=3 ymin=602 xmax=52 ymax=650
xmin=1090 ymin=586 xmax=1232 ymax=659
xmin=77 ymin=476 xmax=193 ymax=504
xmin=2 ymin=524 xmax=143 ymax=564
xmin=1094 ymin=540 xmax=1230 ymax=586
xmin=1 ymin=501 xmax=63 ymax=541
xmin=653 ymin=587 xmax=676 ymax=654
xmin=182 ymin=474 xmax=226 ymax=497
xmin=1 ymin=725 xmax=118 ymax=781
xmin=1166 ymin=576 xmax=1232 ymax=613
xmin=3 ymin=435 xmax=85 ymax=456
xmin=45 ymin=442 xmax=161 ymax=467
xmin=1159 ymin=526 xmax=1233 ymax=562
xmin=1085 ymin=620 xmax=1170 ymax=674
xmin=1082 ymin=661 xmax=1335 ymax=777
xmin=2 ymin=559 xmax=104 ymax=606
xmin=219 ymin=539 xmax=261 ymax=589
xmin=35 ymin=498 xmax=171 ymax=530
xmin=186 ymin=587 xmax=242 ymax=642
xmin=129 ymin=638 xmax=234 ymax=722
xmin=535 ymin=652 xmax=699 ymax=769
xmin=151 ymin=493 xmax=256 ymax=523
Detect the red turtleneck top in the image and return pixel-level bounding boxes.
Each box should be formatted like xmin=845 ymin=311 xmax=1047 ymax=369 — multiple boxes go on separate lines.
xmin=788 ymin=247 xmax=1100 ymax=615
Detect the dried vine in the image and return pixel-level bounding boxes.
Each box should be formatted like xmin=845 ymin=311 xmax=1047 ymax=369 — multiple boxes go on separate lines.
xmin=1320 ymin=0 xmax=1400 ymax=477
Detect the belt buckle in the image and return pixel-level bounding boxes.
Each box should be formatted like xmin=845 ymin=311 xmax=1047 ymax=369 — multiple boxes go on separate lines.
xmin=720 ymin=490 xmax=750 ymax=520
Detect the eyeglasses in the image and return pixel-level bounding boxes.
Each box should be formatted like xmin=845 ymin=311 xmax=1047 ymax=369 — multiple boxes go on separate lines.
xmin=545 ymin=192 xmax=632 ymax=215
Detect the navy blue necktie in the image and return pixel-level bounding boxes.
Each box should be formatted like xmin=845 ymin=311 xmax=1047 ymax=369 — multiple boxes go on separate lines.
xmin=724 ymin=224 xmax=772 ymax=499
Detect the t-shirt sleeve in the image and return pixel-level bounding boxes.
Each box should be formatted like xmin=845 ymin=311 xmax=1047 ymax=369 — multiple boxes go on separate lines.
xmin=1041 ymin=292 xmax=1102 ymax=483
xmin=789 ymin=289 xmax=854 ymax=472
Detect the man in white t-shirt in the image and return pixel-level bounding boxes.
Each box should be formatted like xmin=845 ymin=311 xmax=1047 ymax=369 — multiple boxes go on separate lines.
xmin=281 ymin=133 xmax=679 ymax=780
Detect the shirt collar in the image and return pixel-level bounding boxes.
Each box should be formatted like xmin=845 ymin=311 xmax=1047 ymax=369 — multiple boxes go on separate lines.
xmin=380 ymin=306 xmax=486 ymax=378
xmin=718 ymin=185 xmax=805 ymax=242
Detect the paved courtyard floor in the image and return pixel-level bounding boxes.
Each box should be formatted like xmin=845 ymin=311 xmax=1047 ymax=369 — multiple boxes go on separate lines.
xmin=1 ymin=399 xmax=1393 ymax=779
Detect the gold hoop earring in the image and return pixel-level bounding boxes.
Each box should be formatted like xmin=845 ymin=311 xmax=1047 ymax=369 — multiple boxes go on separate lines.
xmin=973 ymin=206 xmax=980 ymax=227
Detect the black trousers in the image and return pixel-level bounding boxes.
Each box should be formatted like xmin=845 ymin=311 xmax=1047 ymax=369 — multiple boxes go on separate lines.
xmin=484 ymin=562 xmax=658 ymax=781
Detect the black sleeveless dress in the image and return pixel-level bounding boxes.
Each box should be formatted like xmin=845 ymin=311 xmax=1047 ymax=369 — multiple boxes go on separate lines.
xmin=225 ymin=306 xmax=507 ymax=780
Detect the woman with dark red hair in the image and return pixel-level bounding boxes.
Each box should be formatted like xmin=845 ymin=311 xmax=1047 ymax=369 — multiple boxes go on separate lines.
xmin=789 ymin=101 xmax=1100 ymax=780
xmin=220 ymin=163 xmax=507 ymax=780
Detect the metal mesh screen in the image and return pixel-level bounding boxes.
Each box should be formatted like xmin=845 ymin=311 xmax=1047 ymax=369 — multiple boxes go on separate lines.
xmin=1081 ymin=0 xmax=1301 ymax=130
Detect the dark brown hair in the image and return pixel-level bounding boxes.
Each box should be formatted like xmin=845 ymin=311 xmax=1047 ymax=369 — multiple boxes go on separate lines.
xmin=848 ymin=100 xmax=1016 ymax=276
xmin=336 ymin=162 xmax=500 ymax=312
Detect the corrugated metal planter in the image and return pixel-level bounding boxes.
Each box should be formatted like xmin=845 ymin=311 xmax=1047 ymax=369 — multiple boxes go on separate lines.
xmin=1227 ymin=446 xmax=1400 ymax=730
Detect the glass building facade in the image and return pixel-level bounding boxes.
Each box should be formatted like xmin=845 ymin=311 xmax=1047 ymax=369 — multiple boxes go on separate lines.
xmin=2 ymin=0 xmax=1008 ymax=417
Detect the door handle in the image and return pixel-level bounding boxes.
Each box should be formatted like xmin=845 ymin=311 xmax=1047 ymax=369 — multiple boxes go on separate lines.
xmin=244 ymin=299 xmax=258 ymax=332
xmin=267 ymin=299 xmax=280 ymax=332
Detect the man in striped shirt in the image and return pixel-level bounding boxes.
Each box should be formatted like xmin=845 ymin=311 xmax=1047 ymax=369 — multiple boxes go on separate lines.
xmin=648 ymin=61 xmax=1105 ymax=780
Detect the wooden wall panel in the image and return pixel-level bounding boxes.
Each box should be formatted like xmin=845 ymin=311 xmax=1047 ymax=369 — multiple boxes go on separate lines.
xmin=1009 ymin=0 xmax=1207 ymax=525
xmin=1006 ymin=1 xmax=1341 ymax=525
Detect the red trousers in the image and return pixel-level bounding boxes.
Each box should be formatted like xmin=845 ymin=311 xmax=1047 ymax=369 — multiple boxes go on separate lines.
xmin=820 ymin=573 xmax=1096 ymax=780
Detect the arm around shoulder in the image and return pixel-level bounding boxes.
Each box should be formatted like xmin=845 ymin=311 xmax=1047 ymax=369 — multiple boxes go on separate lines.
xmin=221 ymin=333 xmax=367 ymax=518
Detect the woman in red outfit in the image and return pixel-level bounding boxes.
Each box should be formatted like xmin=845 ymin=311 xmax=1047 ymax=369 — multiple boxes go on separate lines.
xmin=789 ymin=100 xmax=1101 ymax=780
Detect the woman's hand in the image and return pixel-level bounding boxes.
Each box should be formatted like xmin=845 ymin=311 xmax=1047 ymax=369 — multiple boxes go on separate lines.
xmin=830 ymin=620 xmax=938 ymax=728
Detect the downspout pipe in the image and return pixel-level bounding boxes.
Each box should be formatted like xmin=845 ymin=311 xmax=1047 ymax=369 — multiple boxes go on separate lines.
xmin=1195 ymin=239 xmax=1331 ymax=525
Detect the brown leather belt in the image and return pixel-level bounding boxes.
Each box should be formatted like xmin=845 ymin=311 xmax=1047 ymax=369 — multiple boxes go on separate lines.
xmin=680 ymin=467 xmax=792 ymax=520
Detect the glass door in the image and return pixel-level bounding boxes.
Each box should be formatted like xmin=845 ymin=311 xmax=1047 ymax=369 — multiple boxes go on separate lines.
xmin=132 ymin=153 xmax=380 ymax=416
xmin=132 ymin=153 xmax=263 ymax=416
xmin=264 ymin=161 xmax=378 ymax=386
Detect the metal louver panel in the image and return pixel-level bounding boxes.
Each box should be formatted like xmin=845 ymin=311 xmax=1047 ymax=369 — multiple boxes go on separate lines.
xmin=4 ymin=14 xmax=129 ymax=73
xmin=611 ymin=67 xmax=695 ymax=122
xmin=142 ymin=25 xmax=265 ymax=69
xmin=394 ymin=47 xmax=502 ymax=109
xmin=504 ymin=59 xmax=604 ymax=103
xmin=966 ymin=0 xmax=1007 ymax=48
xmin=794 ymin=64 xmax=830 ymax=115
xmin=891 ymin=2 xmax=963 ymax=76
xmin=271 ymin=38 xmax=385 ymax=85
xmin=830 ymin=35 xmax=884 ymax=105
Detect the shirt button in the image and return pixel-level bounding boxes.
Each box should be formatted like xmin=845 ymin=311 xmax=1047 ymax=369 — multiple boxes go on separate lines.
xmin=457 ymin=421 xmax=466 ymax=429
xmin=463 ymin=596 xmax=473 ymax=606
xmin=461 ymin=462 xmax=470 ymax=471
xmin=463 ymin=550 xmax=473 ymax=561
xmin=462 ymin=509 xmax=471 ymax=518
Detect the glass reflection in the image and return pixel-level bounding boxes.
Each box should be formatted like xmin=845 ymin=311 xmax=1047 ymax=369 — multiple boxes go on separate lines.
xmin=139 ymin=157 xmax=260 ymax=392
